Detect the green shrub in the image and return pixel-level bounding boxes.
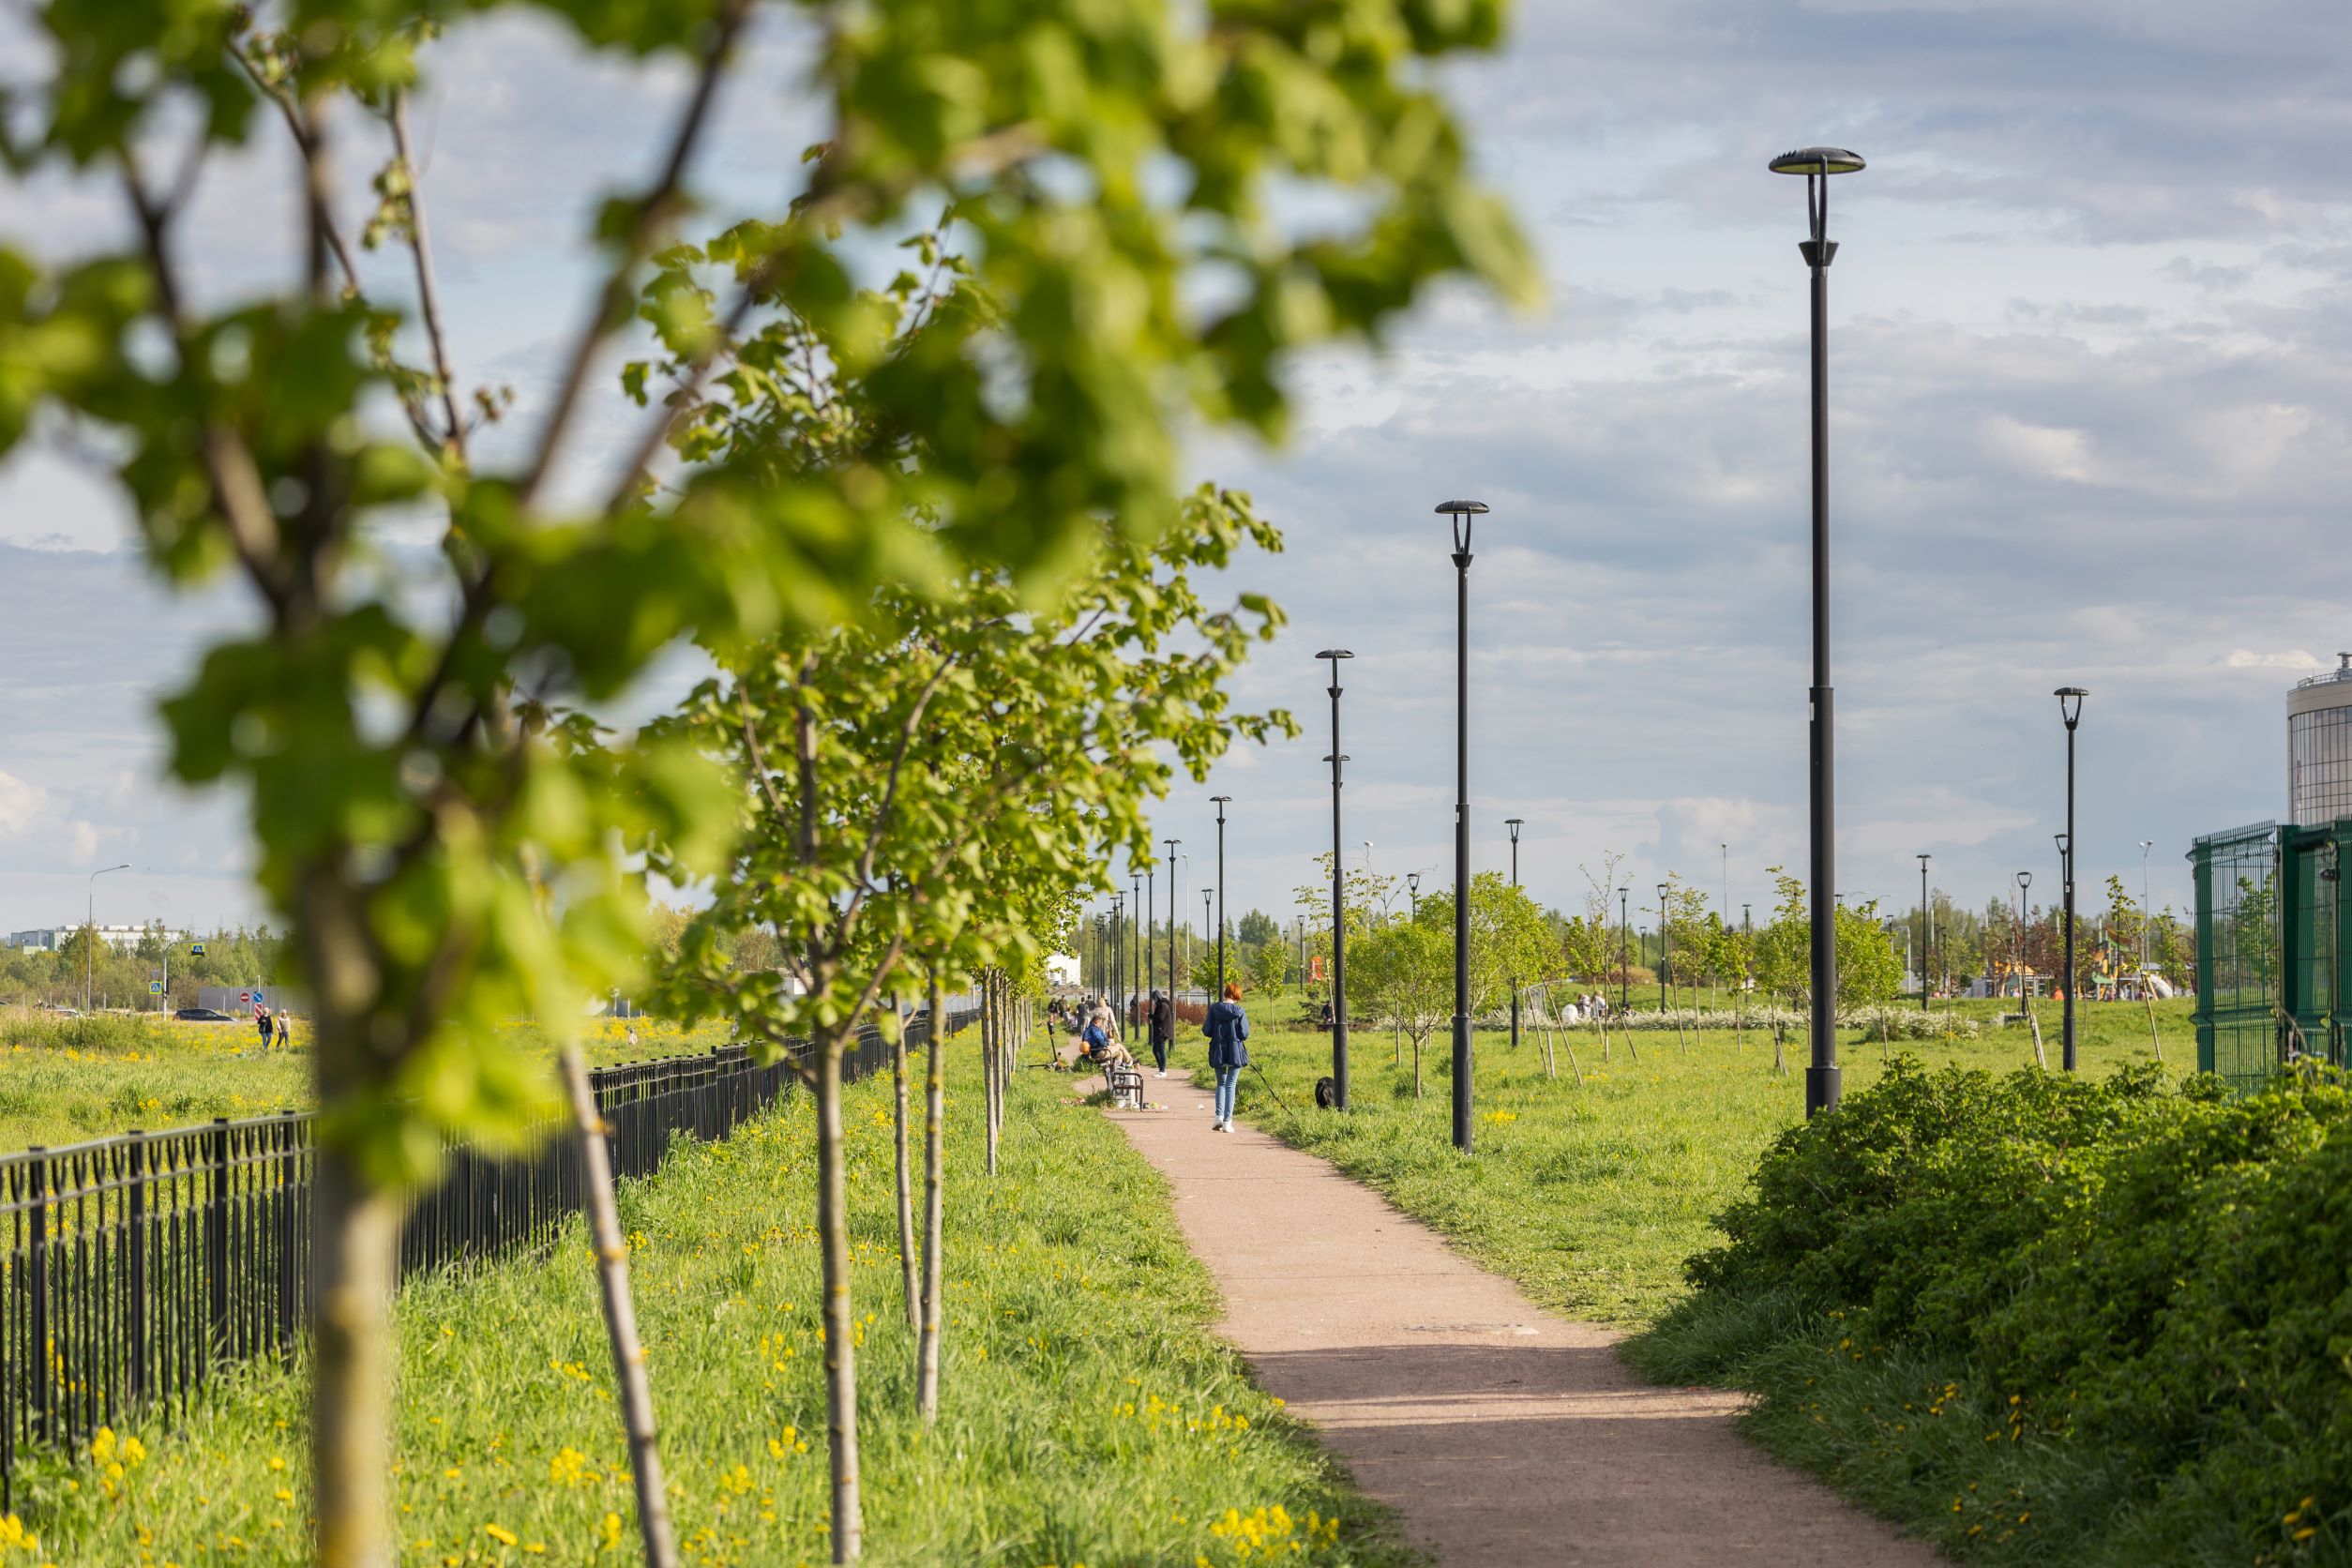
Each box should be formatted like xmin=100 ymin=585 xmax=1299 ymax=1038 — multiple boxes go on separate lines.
xmin=1649 ymin=1058 xmax=2352 ymax=1564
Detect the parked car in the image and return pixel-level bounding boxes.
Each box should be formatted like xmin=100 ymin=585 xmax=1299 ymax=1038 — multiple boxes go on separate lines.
xmin=173 ymin=1007 xmax=237 ymax=1022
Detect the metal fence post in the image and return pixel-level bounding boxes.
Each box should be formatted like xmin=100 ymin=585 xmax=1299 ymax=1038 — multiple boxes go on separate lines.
xmin=205 ymin=1119 xmax=230 ymax=1369
xmin=125 ymin=1133 xmax=147 ymax=1406
xmin=275 ymin=1114 xmax=299 ymax=1360
xmin=25 ymin=1149 xmax=49 ymax=1444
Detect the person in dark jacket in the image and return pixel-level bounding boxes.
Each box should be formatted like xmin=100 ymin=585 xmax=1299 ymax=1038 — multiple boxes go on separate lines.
xmin=1202 ymin=981 xmax=1250 ymax=1132
xmin=1149 ymin=989 xmax=1175 ymax=1077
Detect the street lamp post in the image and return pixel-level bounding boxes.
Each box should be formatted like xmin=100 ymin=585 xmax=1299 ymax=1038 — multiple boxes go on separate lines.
xmin=1619 ymin=887 xmax=1630 ymax=1016
xmin=2139 ymin=838 xmax=2155 ymax=976
xmin=1320 ymin=649 xmax=1353 ymax=1112
xmin=1656 ymin=882 xmax=1671 ymax=1013
xmin=1772 ymin=143 xmax=1864 ymax=1117
xmin=2056 ymin=687 xmax=2088 ymax=1071
xmin=1164 ymin=837 xmax=1181 ymax=1012
xmin=2015 ymin=870 xmax=2032 ymax=1002
xmin=1438 ymin=498 xmax=1488 ymax=1153
xmin=1918 ymin=852 xmax=1933 ymax=1010
xmin=1203 ymin=892 xmax=1213 ymax=990
xmin=1111 ymin=894 xmax=1125 ymax=1017
xmin=1211 ymin=795 xmax=1231 ymax=996
xmin=1131 ymin=868 xmax=1144 ymax=1032
xmin=1145 ymin=859 xmax=1155 ymax=1014
xmin=1507 ymin=819 xmax=1524 ymax=1050
xmin=84 ymin=863 xmax=129 ymax=1013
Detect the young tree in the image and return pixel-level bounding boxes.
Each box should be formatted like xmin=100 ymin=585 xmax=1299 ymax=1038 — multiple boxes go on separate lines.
xmin=4 ymin=2 xmax=1529 ymax=1559
xmin=655 ymin=501 xmax=1293 ymax=1559
xmin=1351 ymin=918 xmax=1450 ymax=1097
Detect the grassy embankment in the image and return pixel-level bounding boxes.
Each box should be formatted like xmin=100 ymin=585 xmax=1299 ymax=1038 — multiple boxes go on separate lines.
xmin=23 ymin=1039 xmax=1417 ymax=1568
xmin=0 ymin=1010 xmax=718 ymax=1153
xmin=1210 ymin=997 xmax=2352 ymax=1565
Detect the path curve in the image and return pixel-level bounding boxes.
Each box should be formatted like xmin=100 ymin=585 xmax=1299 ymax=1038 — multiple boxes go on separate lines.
xmin=1105 ymin=1086 xmax=1944 ymax=1567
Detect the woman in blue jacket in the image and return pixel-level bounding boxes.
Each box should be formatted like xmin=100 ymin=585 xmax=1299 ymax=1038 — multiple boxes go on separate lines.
xmin=1203 ymin=981 xmax=1250 ymax=1132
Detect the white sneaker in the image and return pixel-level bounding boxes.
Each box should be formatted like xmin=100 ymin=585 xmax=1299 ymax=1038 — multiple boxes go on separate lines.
xmin=1154 ymin=1069 xmax=1167 ymax=1078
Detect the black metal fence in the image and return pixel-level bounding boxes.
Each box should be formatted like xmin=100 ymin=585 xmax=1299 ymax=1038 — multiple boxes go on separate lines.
xmin=0 ymin=1016 xmax=943 ymax=1505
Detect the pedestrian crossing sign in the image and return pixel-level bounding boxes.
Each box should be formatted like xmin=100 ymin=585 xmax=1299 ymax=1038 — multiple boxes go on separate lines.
xmin=149 ymin=981 xmax=162 ymax=994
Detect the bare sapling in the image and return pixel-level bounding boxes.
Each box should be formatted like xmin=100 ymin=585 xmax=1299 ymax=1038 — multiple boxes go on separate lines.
xmin=891 ymin=1003 xmax=918 ymax=1332
xmin=2145 ymin=989 xmax=2164 ymax=1063
xmin=918 ymin=971 xmax=946 ymax=1421
xmin=559 ymin=1045 xmax=681 ymax=1568
xmin=812 ymin=1036 xmax=864 ymax=1560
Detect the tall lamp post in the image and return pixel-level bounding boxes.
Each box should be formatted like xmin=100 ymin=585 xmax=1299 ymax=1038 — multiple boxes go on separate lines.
xmin=2055 ymin=687 xmax=2088 ymax=1070
xmin=1145 ymin=859 xmax=1156 ymax=1012
xmin=84 ymin=862 xmax=129 ymax=1013
xmin=1506 ymin=819 xmax=1524 ymax=1050
xmin=1439 ymin=498 xmax=1488 ymax=1153
xmin=2138 ymin=838 xmax=2155 ymax=977
xmin=1131 ymin=868 xmax=1144 ymax=1030
xmin=1656 ymin=882 xmax=1671 ymax=1013
xmin=1203 ymin=891 xmax=1214 ymax=989
xmin=1211 ymin=795 xmax=1230 ymax=996
xmin=1917 ymin=852 xmax=1933 ymax=1009
xmin=2014 ymin=870 xmax=2032 ymax=1002
xmin=1164 ymin=837 xmax=1181 ymax=1012
xmin=1772 ymin=143 xmax=1864 ymax=1118
xmin=1319 ymin=649 xmax=1353 ymax=1112
xmin=1407 ymin=872 xmax=1422 ymax=918
xmin=1111 ymin=894 xmax=1125 ymax=1016
xmin=1619 ymin=887 xmax=1630 ymax=1016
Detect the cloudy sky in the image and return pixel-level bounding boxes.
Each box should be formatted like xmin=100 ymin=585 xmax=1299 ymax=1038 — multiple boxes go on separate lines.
xmin=3 ymin=0 xmax=2348 ymax=947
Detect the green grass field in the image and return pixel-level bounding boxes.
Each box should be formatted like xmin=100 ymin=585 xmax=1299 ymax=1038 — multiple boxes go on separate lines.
xmin=0 ymin=1011 xmax=723 ymax=1153
xmin=20 ymin=1038 xmax=1417 ymax=1567
xmin=1214 ymin=996 xmax=2195 ymax=1325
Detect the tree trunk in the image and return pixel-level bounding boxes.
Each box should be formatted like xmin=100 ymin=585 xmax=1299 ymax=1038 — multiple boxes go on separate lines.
xmin=982 ymin=975 xmax=1000 ymax=1178
xmin=2145 ymin=990 xmax=2163 ymax=1063
xmin=814 ymin=1041 xmax=863 ymax=1561
xmin=917 ymin=971 xmax=946 ymax=1423
xmin=890 ymin=1004 xmax=918 ymax=1333
xmin=2026 ymin=998 xmax=2047 ymax=1070
xmin=311 ymin=1146 xmax=401 ymax=1568
xmin=559 ymin=1046 xmax=680 ymax=1568
xmin=1771 ymin=1018 xmax=1787 ymax=1077
xmin=1412 ymin=1033 xmax=1424 ymax=1098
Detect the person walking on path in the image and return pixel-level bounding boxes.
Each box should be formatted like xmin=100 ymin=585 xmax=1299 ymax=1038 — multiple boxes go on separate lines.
xmin=273 ymin=1009 xmax=290 ymax=1047
xmin=1203 ymin=981 xmax=1250 ymax=1132
xmin=254 ymin=999 xmax=272 ymax=1050
xmin=1149 ymin=988 xmax=1175 ymax=1077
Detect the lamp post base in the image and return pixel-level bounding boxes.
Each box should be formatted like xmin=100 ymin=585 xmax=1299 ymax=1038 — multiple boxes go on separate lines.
xmin=1804 ymin=1063 xmax=1842 ymax=1116
xmin=1451 ymin=1014 xmax=1472 ymax=1151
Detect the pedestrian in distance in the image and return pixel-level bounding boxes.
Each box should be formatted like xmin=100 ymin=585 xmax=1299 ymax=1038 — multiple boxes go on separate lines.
xmin=1150 ymin=988 xmax=1175 ymax=1077
xmin=254 ymin=1001 xmax=271 ymax=1051
xmin=273 ymin=1009 xmax=290 ymax=1047
xmin=1204 ymin=981 xmax=1250 ymax=1133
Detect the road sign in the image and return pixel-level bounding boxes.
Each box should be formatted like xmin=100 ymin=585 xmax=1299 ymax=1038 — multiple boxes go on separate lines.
xmin=149 ymin=981 xmax=162 ymax=995
xmin=191 ymin=942 xmax=204 ymax=957
xmin=253 ymin=990 xmax=266 ymax=1008
xmin=240 ymin=991 xmax=250 ymax=1006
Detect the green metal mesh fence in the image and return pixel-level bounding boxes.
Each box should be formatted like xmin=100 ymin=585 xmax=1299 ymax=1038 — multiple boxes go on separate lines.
xmin=2193 ymin=822 xmax=2281 ymax=1094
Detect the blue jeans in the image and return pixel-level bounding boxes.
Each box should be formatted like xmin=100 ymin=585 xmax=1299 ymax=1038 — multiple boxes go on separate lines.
xmin=1214 ymin=1065 xmax=1240 ymax=1123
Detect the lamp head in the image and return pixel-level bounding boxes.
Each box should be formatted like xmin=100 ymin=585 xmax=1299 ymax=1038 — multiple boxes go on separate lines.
xmin=1211 ymin=794 xmax=1230 ymax=823
xmin=1506 ymin=817 xmax=1523 ymax=843
xmin=1408 ymin=872 xmax=1421 ymax=893
xmin=1770 ymin=147 xmax=1863 ymax=253
xmin=1316 ymin=648 xmax=1353 ymax=661
xmin=1435 ymin=498 xmax=1489 ymax=558
xmin=2055 ymin=686 xmax=2088 ymax=728
xmin=1769 ymin=146 xmax=1865 ymax=176
xmin=2017 ymin=870 xmax=2032 ymax=890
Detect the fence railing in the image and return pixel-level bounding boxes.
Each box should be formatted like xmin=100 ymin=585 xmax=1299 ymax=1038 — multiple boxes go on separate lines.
xmin=0 ymin=1014 xmax=952 ymax=1506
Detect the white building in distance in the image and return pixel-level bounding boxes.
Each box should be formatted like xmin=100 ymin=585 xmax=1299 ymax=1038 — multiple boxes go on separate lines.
xmin=9 ymin=924 xmax=190 ymax=954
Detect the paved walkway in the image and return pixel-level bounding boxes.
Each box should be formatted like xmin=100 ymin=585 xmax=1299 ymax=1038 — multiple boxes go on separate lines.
xmin=1105 ymin=1083 xmax=1945 ymax=1567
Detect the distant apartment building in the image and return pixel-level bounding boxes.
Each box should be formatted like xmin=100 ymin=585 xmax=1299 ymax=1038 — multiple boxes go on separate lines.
xmin=8 ymin=924 xmax=190 ymax=954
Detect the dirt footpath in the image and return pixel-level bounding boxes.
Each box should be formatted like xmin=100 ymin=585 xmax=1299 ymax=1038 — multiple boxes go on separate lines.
xmin=1107 ymin=1088 xmax=1945 ymax=1567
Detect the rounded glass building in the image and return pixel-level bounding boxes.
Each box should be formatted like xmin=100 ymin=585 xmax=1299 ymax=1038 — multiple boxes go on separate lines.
xmin=2289 ymin=654 xmax=2352 ymax=827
